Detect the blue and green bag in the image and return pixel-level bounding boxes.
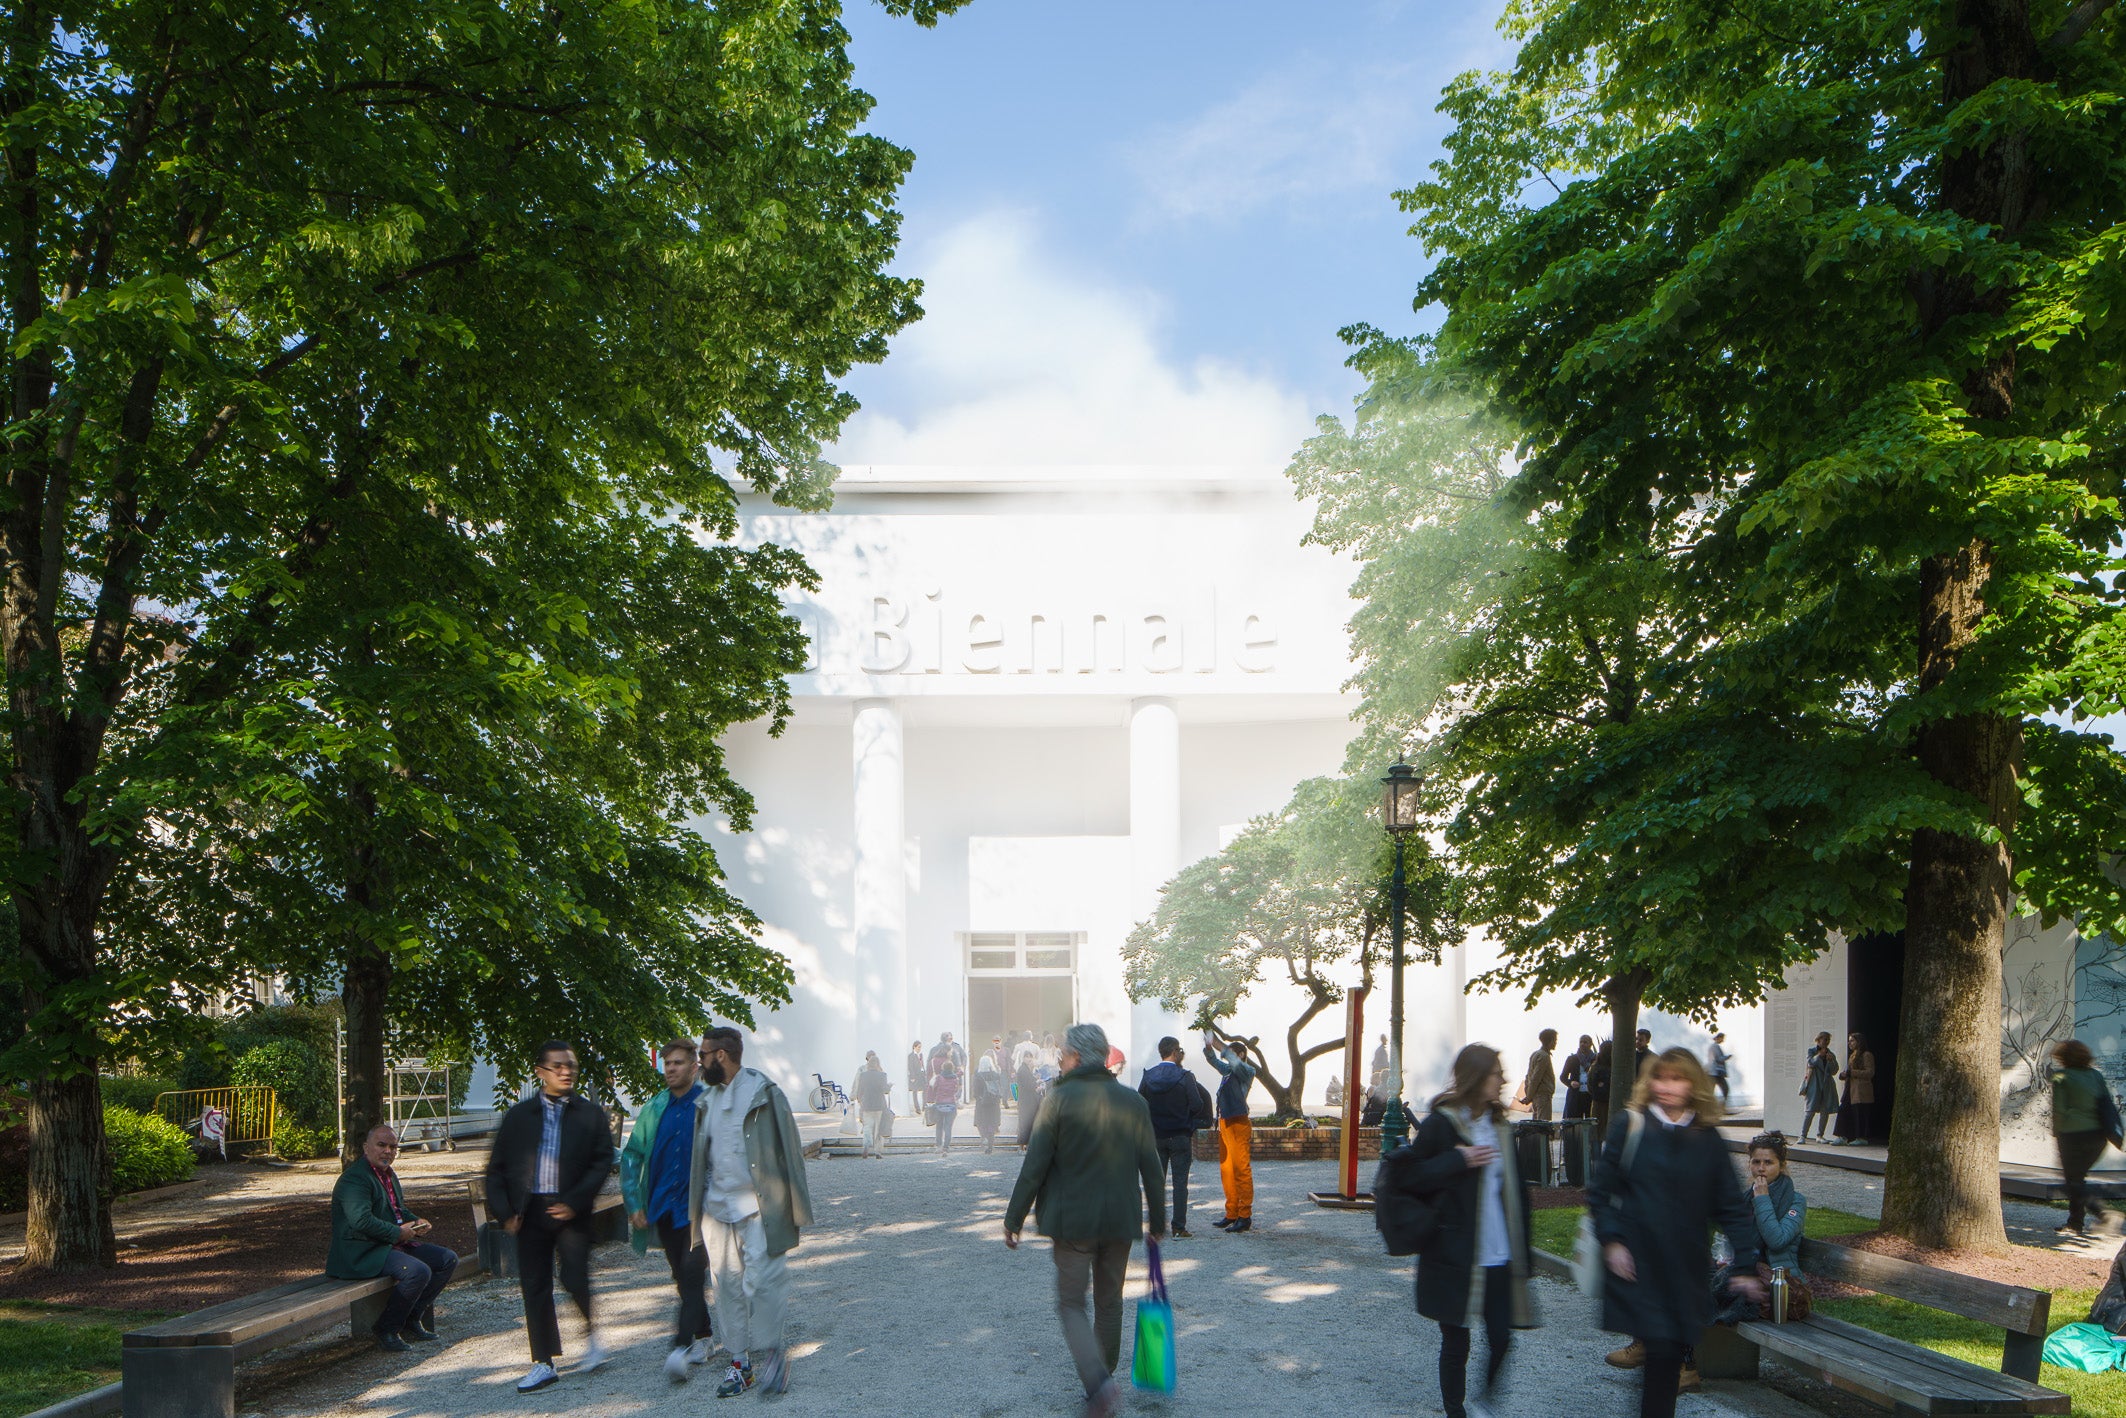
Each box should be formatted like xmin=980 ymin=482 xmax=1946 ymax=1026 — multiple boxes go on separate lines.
xmin=1131 ymin=1237 xmax=1177 ymax=1393
xmin=2042 ymin=1321 xmax=2123 ymax=1373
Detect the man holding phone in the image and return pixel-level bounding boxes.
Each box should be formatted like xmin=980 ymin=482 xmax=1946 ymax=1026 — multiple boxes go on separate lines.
xmin=325 ymin=1124 xmax=458 ymax=1352
xmin=485 ymin=1040 xmax=617 ymax=1393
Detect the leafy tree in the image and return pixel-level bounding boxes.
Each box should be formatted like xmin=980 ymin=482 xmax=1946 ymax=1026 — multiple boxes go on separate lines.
xmin=1 ymin=0 xmax=964 ymax=1269
xmin=1399 ymin=0 xmax=2126 ymax=1246
xmin=1124 ymin=775 xmax=1451 ymax=1116
xmin=1296 ymin=359 xmax=1886 ymax=1112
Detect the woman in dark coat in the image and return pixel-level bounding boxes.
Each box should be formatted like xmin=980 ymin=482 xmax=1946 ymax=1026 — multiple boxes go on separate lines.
xmin=1833 ymin=1031 xmax=1876 ymax=1144
xmin=1590 ymin=1047 xmax=1764 ymax=1418
xmin=1014 ymin=1054 xmax=1042 ymax=1147
xmin=1400 ymin=1044 xmax=1539 ymax=1418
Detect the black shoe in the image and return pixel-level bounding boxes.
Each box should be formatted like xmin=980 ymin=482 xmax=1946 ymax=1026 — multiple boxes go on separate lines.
xmin=374 ymin=1329 xmax=410 ymax=1353
xmin=1173 ymin=1228 xmax=1193 ymax=1239
xmin=1212 ymin=1217 xmax=1235 ymax=1229
xmin=1227 ymin=1218 xmax=1252 ymax=1233
xmin=401 ymin=1320 xmax=439 ymax=1342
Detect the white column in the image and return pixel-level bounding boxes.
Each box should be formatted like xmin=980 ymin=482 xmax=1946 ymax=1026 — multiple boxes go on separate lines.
xmin=1128 ymin=698 xmax=1184 ymax=1074
xmin=852 ymin=699 xmax=908 ymax=1063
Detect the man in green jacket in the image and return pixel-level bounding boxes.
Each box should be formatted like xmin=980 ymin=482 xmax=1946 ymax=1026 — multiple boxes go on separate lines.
xmin=620 ymin=1037 xmax=713 ymax=1382
xmin=325 ymin=1125 xmax=458 ymax=1352
xmin=1004 ymin=1022 xmax=1166 ymax=1418
xmin=688 ymin=1025 xmax=814 ymax=1398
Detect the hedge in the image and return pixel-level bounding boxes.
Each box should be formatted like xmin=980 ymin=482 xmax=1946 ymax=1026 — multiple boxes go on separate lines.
xmin=102 ymin=1107 xmax=194 ymax=1194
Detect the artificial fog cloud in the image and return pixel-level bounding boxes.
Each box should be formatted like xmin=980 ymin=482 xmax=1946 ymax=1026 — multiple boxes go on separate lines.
xmin=832 ymin=211 xmax=1313 ymax=468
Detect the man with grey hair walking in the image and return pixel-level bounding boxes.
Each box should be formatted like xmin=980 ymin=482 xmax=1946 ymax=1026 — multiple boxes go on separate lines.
xmin=1004 ymin=1022 xmax=1166 ymax=1418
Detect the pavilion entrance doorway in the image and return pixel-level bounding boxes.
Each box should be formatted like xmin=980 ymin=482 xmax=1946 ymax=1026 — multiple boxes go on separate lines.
xmin=965 ymin=932 xmax=1080 ymax=1056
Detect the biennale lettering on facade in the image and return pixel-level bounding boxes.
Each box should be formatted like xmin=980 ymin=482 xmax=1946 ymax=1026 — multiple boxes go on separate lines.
xmin=793 ymin=588 xmax=1279 ymax=678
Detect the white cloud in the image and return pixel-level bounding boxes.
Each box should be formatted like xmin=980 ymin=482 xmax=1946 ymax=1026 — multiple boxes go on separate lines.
xmin=1126 ymin=60 xmax=1440 ymax=225
xmin=832 ymin=211 xmax=1313 ymax=468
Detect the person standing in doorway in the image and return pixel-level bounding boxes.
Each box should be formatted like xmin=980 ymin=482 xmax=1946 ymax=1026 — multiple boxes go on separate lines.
xmin=907 ymin=1040 xmax=927 ymax=1115
xmin=620 ymin=1038 xmax=713 ymax=1383
xmin=1203 ymin=1033 xmax=1258 ymax=1233
xmin=689 ymin=1025 xmax=813 ymax=1398
xmin=974 ymin=1054 xmax=1007 ymax=1153
xmin=1391 ymin=1045 xmax=1539 ymax=1418
xmin=1833 ymin=1032 xmax=1875 ymax=1145
xmin=1004 ymin=1023 xmax=1166 ymax=1418
xmin=1706 ymin=1032 xmax=1731 ymax=1106
xmin=1800 ymin=1032 xmax=1839 ymax=1141
xmin=484 ymin=1040 xmax=616 ymax=1394
xmin=1138 ymin=1036 xmax=1215 ymax=1239
xmin=855 ymin=1051 xmax=893 ymax=1159
xmin=1592 ymin=1048 xmax=1764 ymax=1418
xmin=1016 ymin=1047 xmax=1044 ymax=1148
xmin=1520 ymin=1030 xmax=1558 ymax=1121
xmin=2051 ymin=1039 xmax=2120 ymax=1235
xmin=1562 ymin=1035 xmax=1597 ymax=1120
xmin=930 ymin=1058 xmax=963 ymax=1153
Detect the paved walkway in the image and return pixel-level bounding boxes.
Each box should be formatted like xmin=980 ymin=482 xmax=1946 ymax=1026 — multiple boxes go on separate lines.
xmin=243 ymin=1155 xmax=1826 ymax=1418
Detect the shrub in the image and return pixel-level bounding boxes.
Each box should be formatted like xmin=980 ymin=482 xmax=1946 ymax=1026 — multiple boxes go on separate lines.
xmin=103 ymin=1106 xmax=194 ymax=1193
xmin=100 ymin=1076 xmax=179 ymax=1115
xmin=230 ymin=1038 xmax=336 ymax=1134
xmin=272 ymin=1120 xmax=335 ymax=1160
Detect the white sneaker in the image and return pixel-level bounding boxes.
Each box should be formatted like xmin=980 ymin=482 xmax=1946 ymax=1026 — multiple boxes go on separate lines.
xmin=686 ymin=1338 xmax=712 ymax=1366
xmin=575 ymin=1334 xmax=609 ymax=1373
xmin=665 ymin=1345 xmax=691 ymax=1382
xmin=516 ymin=1362 xmax=559 ymax=1393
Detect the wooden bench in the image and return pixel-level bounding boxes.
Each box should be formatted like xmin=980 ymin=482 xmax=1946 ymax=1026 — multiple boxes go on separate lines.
xmin=122 ymin=1273 xmax=402 ymax=1418
xmin=1695 ymin=1237 xmax=2070 ymax=1415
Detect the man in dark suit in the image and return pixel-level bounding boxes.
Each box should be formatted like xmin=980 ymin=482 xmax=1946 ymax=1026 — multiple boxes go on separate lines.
xmin=325 ymin=1124 xmax=457 ymax=1351
xmin=484 ymin=1039 xmax=616 ymax=1394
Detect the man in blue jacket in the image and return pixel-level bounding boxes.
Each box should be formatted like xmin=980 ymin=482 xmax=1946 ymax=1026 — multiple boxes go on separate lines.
xmin=1138 ymin=1037 xmax=1214 ymax=1238
xmin=621 ymin=1038 xmax=712 ymax=1382
xmin=1203 ymin=1033 xmax=1259 ymax=1233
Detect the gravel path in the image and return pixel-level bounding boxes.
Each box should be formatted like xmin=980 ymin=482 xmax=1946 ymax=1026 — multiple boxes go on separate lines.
xmin=244 ymin=1154 xmax=1826 ymax=1418
xmin=1779 ymin=1159 xmax=2125 ymax=1267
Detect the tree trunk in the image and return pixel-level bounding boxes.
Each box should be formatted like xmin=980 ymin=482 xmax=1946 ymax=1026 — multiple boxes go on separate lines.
xmin=1876 ymin=0 xmax=2038 ymax=1251
xmin=1880 ymin=550 xmax=2021 ymax=1250
xmin=1605 ymin=970 xmax=1648 ymax=1113
xmin=340 ymin=933 xmax=392 ymax=1161
xmin=24 ymin=1066 xmax=113 ymax=1271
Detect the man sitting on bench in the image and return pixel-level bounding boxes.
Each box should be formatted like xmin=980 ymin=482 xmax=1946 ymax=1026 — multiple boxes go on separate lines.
xmin=326 ymin=1124 xmax=458 ymax=1352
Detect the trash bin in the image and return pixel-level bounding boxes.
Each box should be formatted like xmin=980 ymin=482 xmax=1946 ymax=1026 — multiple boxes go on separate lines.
xmin=1560 ymin=1117 xmax=1597 ymax=1187
xmin=1511 ymin=1120 xmax=1555 ymax=1187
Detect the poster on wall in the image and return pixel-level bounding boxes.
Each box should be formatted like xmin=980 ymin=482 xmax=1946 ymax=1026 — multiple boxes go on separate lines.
xmin=1763 ymin=935 xmax=1846 ymax=1137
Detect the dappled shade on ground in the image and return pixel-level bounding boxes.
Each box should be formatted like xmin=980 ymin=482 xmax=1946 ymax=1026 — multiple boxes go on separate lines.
xmin=0 ymin=1187 xmax=477 ymax=1311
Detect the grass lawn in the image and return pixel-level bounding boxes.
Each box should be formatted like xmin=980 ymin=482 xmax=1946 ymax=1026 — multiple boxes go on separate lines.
xmin=1531 ymin=1207 xmax=2126 ymax=1417
xmin=0 ymin=1300 xmax=170 ymax=1418
xmin=1528 ymin=1203 xmax=1883 ymax=1260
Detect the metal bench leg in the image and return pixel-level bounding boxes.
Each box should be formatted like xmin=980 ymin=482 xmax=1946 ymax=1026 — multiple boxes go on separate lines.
xmin=1694 ymin=1325 xmax=1760 ymax=1380
xmin=123 ymin=1343 xmax=235 ymax=1418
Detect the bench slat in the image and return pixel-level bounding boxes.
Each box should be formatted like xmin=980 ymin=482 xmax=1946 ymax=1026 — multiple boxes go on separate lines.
xmin=124 ymin=1276 xmax=391 ymax=1349
xmin=1739 ymin=1315 xmax=2070 ymax=1414
xmin=1799 ymin=1238 xmax=2050 ymax=1336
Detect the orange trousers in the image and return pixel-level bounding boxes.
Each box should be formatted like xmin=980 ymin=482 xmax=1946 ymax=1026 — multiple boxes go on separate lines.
xmin=1218 ymin=1117 xmax=1253 ymax=1219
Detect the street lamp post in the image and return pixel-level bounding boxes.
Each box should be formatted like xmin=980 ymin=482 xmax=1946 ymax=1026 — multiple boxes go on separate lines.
xmin=1379 ymin=758 xmax=1423 ymax=1152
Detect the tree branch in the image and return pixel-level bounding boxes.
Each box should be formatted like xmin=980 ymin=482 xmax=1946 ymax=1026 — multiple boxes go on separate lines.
xmin=2046 ymin=0 xmax=2116 ymax=48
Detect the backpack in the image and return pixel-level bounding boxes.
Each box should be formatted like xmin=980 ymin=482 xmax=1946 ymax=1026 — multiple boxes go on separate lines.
xmin=1372 ymin=1140 xmax=1441 ymax=1257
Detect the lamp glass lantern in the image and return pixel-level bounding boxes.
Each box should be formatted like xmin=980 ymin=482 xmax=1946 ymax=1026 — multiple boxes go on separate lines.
xmin=1381 ymin=759 xmax=1422 ymax=835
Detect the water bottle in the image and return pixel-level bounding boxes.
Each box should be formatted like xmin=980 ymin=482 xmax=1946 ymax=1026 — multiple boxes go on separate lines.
xmin=1772 ymin=1266 xmax=1790 ymax=1324
xmin=1712 ymin=1231 xmax=1733 ymax=1266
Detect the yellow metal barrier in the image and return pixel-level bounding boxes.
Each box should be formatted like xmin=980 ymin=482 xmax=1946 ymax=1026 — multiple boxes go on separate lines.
xmin=154 ymin=1086 xmax=277 ymax=1151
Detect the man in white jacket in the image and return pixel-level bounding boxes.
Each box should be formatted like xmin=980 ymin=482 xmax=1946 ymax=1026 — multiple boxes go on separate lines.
xmin=690 ymin=1025 xmax=814 ymax=1398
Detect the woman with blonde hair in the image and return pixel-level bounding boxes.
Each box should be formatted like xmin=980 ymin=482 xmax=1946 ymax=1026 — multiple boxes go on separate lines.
xmin=1591 ymin=1047 xmax=1763 ymax=1418
xmin=1387 ymin=1043 xmax=1539 ymax=1418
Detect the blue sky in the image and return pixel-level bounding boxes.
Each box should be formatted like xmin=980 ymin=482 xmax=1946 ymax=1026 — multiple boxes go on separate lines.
xmin=831 ymin=0 xmax=1514 ymax=468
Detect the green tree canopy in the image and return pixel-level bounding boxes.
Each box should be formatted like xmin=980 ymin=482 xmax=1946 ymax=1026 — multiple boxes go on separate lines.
xmin=1124 ymin=774 xmax=1452 ymax=1116
xmin=1 ymin=0 xmax=964 ymax=1269
xmin=1393 ymin=0 xmax=2126 ymax=1247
